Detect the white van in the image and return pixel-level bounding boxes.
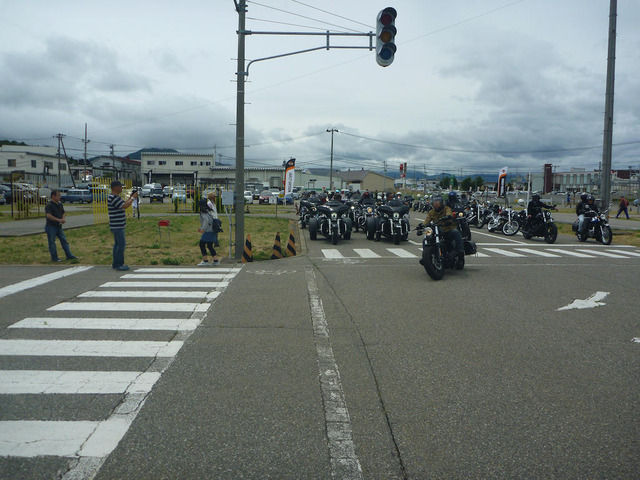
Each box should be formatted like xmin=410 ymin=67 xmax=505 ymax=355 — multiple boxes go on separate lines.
xmin=140 ymin=183 xmax=160 ymax=197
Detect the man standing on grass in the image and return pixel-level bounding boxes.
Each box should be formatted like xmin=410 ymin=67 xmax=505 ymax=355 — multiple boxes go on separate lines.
xmin=108 ymin=180 xmax=138 ymax=271
xmin=44 ymin=189 xmax=77 ymax=262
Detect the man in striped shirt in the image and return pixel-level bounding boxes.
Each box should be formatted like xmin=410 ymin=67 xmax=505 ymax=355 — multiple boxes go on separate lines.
xmin=108 ymin=180 xmax=138 ymax=271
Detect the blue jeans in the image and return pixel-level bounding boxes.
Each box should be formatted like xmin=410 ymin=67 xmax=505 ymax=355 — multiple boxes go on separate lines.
xmin=111 ymin=228 xmax=126 ymax=268
xmin=45 ymin=224 xmax=74 ymax=260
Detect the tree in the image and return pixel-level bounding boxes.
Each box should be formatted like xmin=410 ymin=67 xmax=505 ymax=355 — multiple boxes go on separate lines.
xmin=451 ymin=176 xmax=459 ymax=189
xmin=474 ymin=176 xmax=485 ymax=190
xmin=439 ymin=176 xmax=451 ymax=189
xmin=461 ymin=177 xmax=473 ymax=191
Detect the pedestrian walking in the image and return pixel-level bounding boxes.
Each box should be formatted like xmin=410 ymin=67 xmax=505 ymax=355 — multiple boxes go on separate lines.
xmin=197 ymin=199 xmax=220 ymax=266
xmin=566 ymin=193 xmax=571 ymax=207
xmin=108 ymin=180 xmax=138 ymax=271
xmin=616 ymin=196 xmax=630 ymax=219
xmin=132 ymin=195 xmax=140 ymax=219
xmin=206 ymin=191 xmax=220 ymax=247
xmin=44 ymin=189 xmax=77 ymax=262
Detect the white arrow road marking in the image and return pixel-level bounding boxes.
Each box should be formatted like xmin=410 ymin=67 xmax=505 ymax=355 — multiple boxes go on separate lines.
xmin=632 ymin=338 xmax=640 ymax=343
xmin=557 ymin=291 xmax=610 ymax=311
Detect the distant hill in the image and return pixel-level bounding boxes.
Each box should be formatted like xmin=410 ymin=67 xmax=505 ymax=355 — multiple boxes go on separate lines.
xmin=125 ymin=148 xmax=179 ymax=160
xmin=1 ymin=140 xmax=28 ymax=146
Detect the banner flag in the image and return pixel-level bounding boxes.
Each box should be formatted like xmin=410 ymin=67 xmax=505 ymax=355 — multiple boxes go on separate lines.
xmin=284 ymin=158 xmax=295 ymax=196
xmin=498 ymin=166 xmax=508 ymax=197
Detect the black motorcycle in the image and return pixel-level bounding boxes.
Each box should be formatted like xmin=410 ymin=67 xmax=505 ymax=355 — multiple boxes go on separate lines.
xmin=298 ymin=199 xmax=318 ymax=229
xmin=308 ymin=201 xmax=352 ymax=245
xmin=417 ymin=217 xmax=477 ymax=281
xmin=572 ymin=210 xmax=612 ymax=245
xmin=346 ymin=200 xmax=362 ymax=232
xmin=465 ymin=203 xmax=490 ymax=229
xmin=366 ymin=202 xmax=410 ymax=244
xmin=521 ymin=208 xmax=558 ymax=243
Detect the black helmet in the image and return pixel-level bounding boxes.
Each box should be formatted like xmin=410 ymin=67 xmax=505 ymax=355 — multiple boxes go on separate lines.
xmin=532 ymin=194 xmax=541 ymax=201
xmin=580 ymin=193 xmax=588 ymax=201
xmin=587 ymin=195 xmax=595 ymax=203
xmin=432 ymin=195 xmax=444 ymax=209
xmin=448 ymin=191 xmax=457 ymax=199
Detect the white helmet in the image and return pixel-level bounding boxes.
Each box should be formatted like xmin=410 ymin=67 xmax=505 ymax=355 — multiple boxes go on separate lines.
xmin=517 ymin=199 xmax=525 ymax=206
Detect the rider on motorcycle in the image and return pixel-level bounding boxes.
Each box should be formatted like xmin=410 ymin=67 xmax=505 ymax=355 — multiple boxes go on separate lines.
xmin=424 ymin=195 xmax=464 ymax=262
xmin=525 ymin=194 xmax=556 ymax=231
xmin=575 ymin=193 xmax=593 ymax=235
xmin=577 ymin=195 xmax=600 ymax=234
xmin=445 ymin=191 xmax=464 ymax=211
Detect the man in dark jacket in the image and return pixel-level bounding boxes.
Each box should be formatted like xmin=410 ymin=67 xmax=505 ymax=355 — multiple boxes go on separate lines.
xmin=576 ymin=193 xmax=597 ymax=234
xmin=424 ymin=195 xmax=464 ymax=261
xmin=525 ymin=194 xmax=556 ymax=231
xmin=44 ymin=190 xmax=77 ymax=262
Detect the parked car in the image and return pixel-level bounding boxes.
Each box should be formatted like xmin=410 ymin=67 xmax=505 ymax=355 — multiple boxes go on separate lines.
xmin=0 ymin=185 xmax=12 ymax=204
xmin=61 ymin=189 xmax=93 ymax=203
xmin=140 ymin=183 xmax=160 ymax=197
xmin=149 ymin=187 xmax=164 ymax=203
xmin=172 ymin=189 xmax=187 ymax=203
xmin=163 ymin=186 xmax=173 ymax=197
xmin=258 ymin=190 xmax=278 ymax=204
xmin=244 ymin=190 xmax=254 ymax=204
xmin=0 ymin=191 xmax=5 ymax=205
xmin=277 ymin=191 xmax=294 ymax=205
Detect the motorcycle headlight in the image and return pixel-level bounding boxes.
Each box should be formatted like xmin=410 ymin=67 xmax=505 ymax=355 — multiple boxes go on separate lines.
xmin=367 ymin=207 xmax=373 ymax=213
xmin=458 ymin=212 xmax=464 ymax=217
xmin=393 ymin=212 xmax=400 ymax=219
xmin=331 ymin=212 xmax=338 ymax=220
xmin=424 ymin=227 xmax=434 ymax=237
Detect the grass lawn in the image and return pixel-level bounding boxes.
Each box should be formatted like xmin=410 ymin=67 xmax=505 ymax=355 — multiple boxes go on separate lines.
xmin=0 ymin=211 xmax=296 ymax=265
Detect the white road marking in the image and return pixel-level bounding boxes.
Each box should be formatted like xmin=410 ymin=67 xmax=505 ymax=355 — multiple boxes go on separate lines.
xmin=322 ymin=249 xmax=345 ymax=259
xmin=633 ymin=338 xmax=640 ymax=343
xmin=483 ymin=248 xmax=526 ymax=257
xmin=122 ymin=273 xmax=228 ymax=279
xmin=79 ymin=290 xmax=220 ymax=300
xmin=387 ymin=248 xmax=418 ymax=258
xmin=472 ymin=230 xmax=526 ymax=244
xmin=353 ymin=249 xmax=380 ymax=258
xmin=48 ymin=302 xmax=210 ymax=312
xmin=0 ymin=340 xmax=183 ymax=357
xmin=474 ymin=252 xmax=490 ymax=257
xmin=514 ymin=248 xmax=562 ymax=257
xmin=545 ymin=249 xmax=596 ymax=258
xmin=606 ymin=249 xmax=640 ymax=257
xmin=0 ymin=370 xmax=161 ymax=394
xmin=0 ymin=267 xmax=92 ymax=299
xmin=575 ymin=249 xmax=627 ymax=258
xmin=305 ymin=267 xmax=363 ymax=479
xmin=100 ymin=281 xmax=229 ymax=288
xmin=134 ymin=267 xmax=241 ymax=273
xmin=557 ymin=291 xmax=609 ymax=311
xmin=9 ymin=317 xmax=200 ymax=331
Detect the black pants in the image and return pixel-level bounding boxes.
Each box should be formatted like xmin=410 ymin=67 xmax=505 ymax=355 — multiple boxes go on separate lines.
xmin=200 ymin=241 xmax=216 ymax=257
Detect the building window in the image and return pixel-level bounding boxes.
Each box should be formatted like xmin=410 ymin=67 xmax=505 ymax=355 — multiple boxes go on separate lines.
xmin=191 ymin=161 xmax=197 ymax=166
xmin=44 ymin=161 xmax=53 ymax=169
xmin=60 ymin=164 xmax=66 ymax=171
xmin=159 ymin=161 xmax=166 ymax=166
xmin=31 ymin=160 xmax=37 ymax=168
xmin=147 ymin=161 xmax=155 ymax=166
xmin=205 ymin=162 xmax=211 ymax=166
xmin=8 ymin=159 xmax=16 ymax=167
xmin=175 ymin=161 xmax=183 ymax=166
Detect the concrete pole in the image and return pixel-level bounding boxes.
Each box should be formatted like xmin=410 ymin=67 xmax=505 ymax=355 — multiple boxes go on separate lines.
xmin=327 ymin=128 xmax=337 ymax=191
xmin=234 ymin=0 xmax=247 ymax=261
xmin=600 ymin=0 xmax=617 ymax=214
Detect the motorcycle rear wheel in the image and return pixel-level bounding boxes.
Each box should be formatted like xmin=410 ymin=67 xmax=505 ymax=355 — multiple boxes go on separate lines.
xmin=308 ymin=218 xmax=318 ymax=240
xmin=422 ymin=245 xmax=444 ymax=280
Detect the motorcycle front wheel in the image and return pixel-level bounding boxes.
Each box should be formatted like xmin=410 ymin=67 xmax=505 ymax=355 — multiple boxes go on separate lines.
xmin=503 ymin=220 xmax=520 ymax=236
xmin=544 ymin=224 xmax=558 ymax=244
xmin=308 ymin=218 xmax=318 ymax=240
xmin=422 ymin=245 xmax=444 ymax=280
xmin=599 ymin=225 xmax=613 ymax=245
xmin=331 ymin=229 xmax=339 ymax=245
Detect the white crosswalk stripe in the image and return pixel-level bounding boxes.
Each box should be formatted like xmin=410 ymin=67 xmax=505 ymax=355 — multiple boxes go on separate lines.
xmin=575 ymin=249 xmax=628 ymax=258
xmin=483 ymin=248 xmax=526 ymax=257
xmin=514 ymin=248 xmax=562 ymax=257
xmin=545 ymin=249 xmax=596 ymax=258
xmin=353 ymin=248 xmax=380 ymax=258
xmin=606 ymin=249 xmax=640 ymax=257
xmin=0 ymin=266 xmax=239 ymax=466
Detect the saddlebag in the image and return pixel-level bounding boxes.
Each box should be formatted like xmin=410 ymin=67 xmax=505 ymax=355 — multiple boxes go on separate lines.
xmin=463 ymin=239 xmax=477 ymax=255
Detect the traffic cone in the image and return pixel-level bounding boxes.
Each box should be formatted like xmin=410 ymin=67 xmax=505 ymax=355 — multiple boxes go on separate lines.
xmin=242 ymin=234 xmax=253 ymax=263
xmin=270 ymin=232 xmax=283 ymax=260
xmin=286 ymin=230 xmax=296 ymax=256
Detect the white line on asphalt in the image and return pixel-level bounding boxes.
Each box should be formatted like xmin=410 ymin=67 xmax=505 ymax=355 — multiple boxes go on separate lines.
xmin=545 ymin=249 xmax=596 ymax=258
xmin=353 ymin=249 xmax=380 ymax=258
xmin=472 ymin=230 xmax=526 ymax=244
xmin=606 ymin=249 xmax=640 ymax=257
xmin=0 ymin=370 xmax=161 ymax=394
xmin=557 ymin=291 xmax=609 ymax=311
xmin=133 ymin=267 xmax=241 ymax=273
xmin=408 ymin=240 xmax=421 ymax=246
xmin=474 ymin=252 xmax=491 ymax=257
xmin=78 ymin=290 xmax=220 ymax=300
xmin=514 ymin=248 xmax=562 ymax=257
xmin=0 ymin=267 xmax=92 ymax=300
xmin=48 ymin=302 xmax=210 ymax=312
xmin=322 ymin=249 xmax=345 ymax=259
xmin=122 ymin=273 xmax=228 ymax=279
xmin=387 ymin=248 xmax=418 ymax=258
xmin=0 ymin=339 xmax=183 ymax=357
xmin=9 ymin=317 xmax=201 ymax=331
xmin=100 ymin=281 xmax=229 ymax=288
xmin=483 ymin=248 xmax=526 ymax=257
xmin=575 ymin=249 xmax=628 ymax=258
xmin=305 ymin=267 xmax=363 ymax=479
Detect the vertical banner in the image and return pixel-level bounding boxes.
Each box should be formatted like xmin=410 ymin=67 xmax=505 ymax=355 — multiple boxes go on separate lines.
xmin=284 ymin=158 xmax=295 ymax=196
xmin=498 ymin=166 xmax=508 ymax=197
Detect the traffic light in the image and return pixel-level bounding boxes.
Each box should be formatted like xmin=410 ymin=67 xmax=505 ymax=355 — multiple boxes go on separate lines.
xmin=376 ymin=7 xmax=397 ymax=67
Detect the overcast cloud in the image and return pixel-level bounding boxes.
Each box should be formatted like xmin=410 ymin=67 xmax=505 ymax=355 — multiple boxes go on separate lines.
xmin=1 ymin=0 xmax=638 ymax=177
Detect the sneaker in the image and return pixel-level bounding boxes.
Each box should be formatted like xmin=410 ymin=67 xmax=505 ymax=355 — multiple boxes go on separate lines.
xmin=115 ymin=265 xmax=130 ymax=271
xmin=66 ymin=256 xmax=78 ymax=260
xmin=211 ymin=260 xmax=220 ymax=266
xmin=52 ymin=259 xmax=62 ymax=263
xmin=197 ymin=261 xmax=209 ymax=267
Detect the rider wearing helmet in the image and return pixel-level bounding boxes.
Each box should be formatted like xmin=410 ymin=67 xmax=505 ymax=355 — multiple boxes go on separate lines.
xmin=576 ymin=193 xmax=597 ymax=235
xmin=424 ymin=194 xmax=464 ymax=261
xmin=445 ymin=191 xmax=462 ymax=211
xmin=526 ymin=194 xmax=556 ymax=231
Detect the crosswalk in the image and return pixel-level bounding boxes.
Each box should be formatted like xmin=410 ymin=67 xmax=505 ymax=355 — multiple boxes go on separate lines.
xmin=0 ymin=266 xmax=240 ymax=472
xmin=317 ymin=244 xmax=640 ymax=260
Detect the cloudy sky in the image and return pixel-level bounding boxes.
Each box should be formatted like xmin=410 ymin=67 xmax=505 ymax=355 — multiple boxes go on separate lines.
xmin=1 ymin=0 xmax=639 ymax=178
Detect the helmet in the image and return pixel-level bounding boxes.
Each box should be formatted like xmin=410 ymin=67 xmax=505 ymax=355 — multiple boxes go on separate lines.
xmin=587 ymin=195 xmax=595 ymax=203
xmin=532 ymin=194 xmax=541 ymax=201
xmin=432 ymin=195 xmax=444 ymax=209
xmin=580 ymin=193 xmax=588 ymax=202
xmin=448 ymin=191 xmax=457 ymax=199
xmin=517 ymin=199 xmax=525 ymax=206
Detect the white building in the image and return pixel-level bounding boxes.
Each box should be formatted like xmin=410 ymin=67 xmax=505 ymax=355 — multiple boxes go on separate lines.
xmin=0 ymin=144 xmax=74 ymax=186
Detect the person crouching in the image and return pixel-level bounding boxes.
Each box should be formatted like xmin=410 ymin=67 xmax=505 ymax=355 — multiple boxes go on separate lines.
xmin=197 ymin=199 xmax=220 ymax=266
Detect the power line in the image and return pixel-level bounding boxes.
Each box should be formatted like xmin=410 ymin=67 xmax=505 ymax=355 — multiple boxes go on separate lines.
xmin=289 ymin=0 xmax=373 ymax=30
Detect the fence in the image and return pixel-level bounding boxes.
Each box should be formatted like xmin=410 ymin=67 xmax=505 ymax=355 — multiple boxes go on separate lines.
xmin=91 ymin=177 xmax=133 ymax=225
xmin=3 ymin=172 xmax=57 ymax=219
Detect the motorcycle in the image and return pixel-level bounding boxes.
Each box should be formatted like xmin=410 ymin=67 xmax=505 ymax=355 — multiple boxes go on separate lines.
xmin=486 ymin=205 xmax=520 ymax=236
xmin=308 ymin=201 xmax=352 ymax=245
xmin=417 ymin=217 xmax=477 ymax=281
xmin=298 ymin=199 xmax=318 ymax=229
xmin=572 ymin=210 xmax=612 ymax=245
xmin=521 ymin=208 xmax=558 ymax=243
xmin=346 ymin=200 xmax=362 ymax=232
xmin=366 ymin=202 xmax=410 ymax=244
xmin=465 ymin=203 xmax=490 ymax=229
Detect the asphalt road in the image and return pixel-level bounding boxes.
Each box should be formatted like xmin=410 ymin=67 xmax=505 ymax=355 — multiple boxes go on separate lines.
xmin=0 ymin=220 xmax=639 ymax=479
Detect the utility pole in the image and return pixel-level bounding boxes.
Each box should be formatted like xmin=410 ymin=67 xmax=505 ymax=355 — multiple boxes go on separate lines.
xmin=234 ymin=0 xmax=247 ymax=261
xmin=83 ymin=124 xmax=89 ymax=183
xmin=600 ymin=0 xmax=617 ymax=213
xmin=55 ymin=134 xmax=63 ymax=188
xmin=327 ymin=128 xmax=338 ymax=191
